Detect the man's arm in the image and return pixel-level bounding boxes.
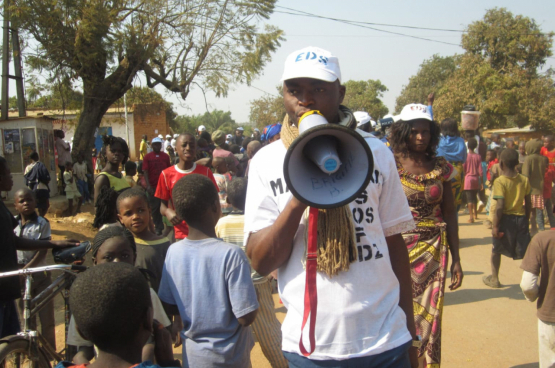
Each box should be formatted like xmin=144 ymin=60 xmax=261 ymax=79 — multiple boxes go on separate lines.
xmin=246 ymin=197 xmax=307 ymax=276
xmin=23 ymin=249 xmax=47 ymax=269
xmin=160 ymin=200 xmax=181 ymax=226
xmin=441 ymin=180 xmax=463 ymax=290
xmin=386 ymin=233 xmax=417 ymax=339
xmin=16 ymin=237 xmax=78 ymax=251
xmin=238 ymin=310 xmax=258 ymax=327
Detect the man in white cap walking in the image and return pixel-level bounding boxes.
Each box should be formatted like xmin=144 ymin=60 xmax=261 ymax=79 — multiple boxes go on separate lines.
xmin=197 ymin=125 xmax=206 ymax=137
xmin=353 ymin=111 xmax=373 ymax=134
xmin=245 ymin=46 xmax=418 ymax=367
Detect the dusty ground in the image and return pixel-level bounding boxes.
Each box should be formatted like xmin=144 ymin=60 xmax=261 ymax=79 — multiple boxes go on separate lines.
xmin=16 ymin=199 xmax=540 ymax=368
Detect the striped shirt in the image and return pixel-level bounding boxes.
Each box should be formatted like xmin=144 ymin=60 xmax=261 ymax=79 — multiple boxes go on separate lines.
xmin=215 ymin=212 xmax=266 ymax=284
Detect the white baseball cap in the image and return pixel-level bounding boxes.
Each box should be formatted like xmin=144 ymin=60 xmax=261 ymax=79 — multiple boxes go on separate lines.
xmin=236 ymin=126 xmax=244 ymax=131
xmin=370 ymin=120 xmax=377 ymax=127
xmin=226 ymin=134 xmax=232 ymax=139
xmin=281 ymin=47 xmax=341 ymax=83
xmin=399 ymin=104 xmax=432 ymax=122
xmin=254 ymin=128 xmax=260 ymax=132
xmin=152 ymin=137 xmax=163 ymax=144
xmin=198 ymin=125 xmax=206 ymax=132
xmin=173 ymin=134 xmax=179 ymax=138
xmin=157 ymin=134 xmax=163 ymax=139
xmin=353 ymin=111 xmax=371 ymax=127
xmin=166 ymin=134 xmax=172 ymax=138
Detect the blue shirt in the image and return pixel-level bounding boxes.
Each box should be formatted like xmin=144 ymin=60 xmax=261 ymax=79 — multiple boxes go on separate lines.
xmin=158 ymin=238 xmax=258 ymax=368
xmin=436 ymin=136 xmax=468 ymax=163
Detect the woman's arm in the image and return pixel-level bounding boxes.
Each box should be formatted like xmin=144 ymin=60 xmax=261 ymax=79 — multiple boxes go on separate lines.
xmin=441 ymin=180 xmax=463 ymax=290
xmin=93 ymin=174 xmax=110 ymax=204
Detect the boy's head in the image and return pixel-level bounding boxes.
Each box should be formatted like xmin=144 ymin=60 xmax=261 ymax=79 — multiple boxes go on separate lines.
xmin=14 ymin=188 xmax=36 ymax=216
xmin=499 ymin=148 xmax=519 ymax=171
xmin=102 ymin=135 xmax=129 ymax=165
xmin=173 ymin=174 xmax=220 ymax=228
xmin=69 ymin=262 xmax=152 ymax=352
xmin=467 ymin=137 xmax=477 ymax=151
xmin=29 ymin=151 xmax=39 ymax=162
xmin=229 ymin=144 xmax=241 ymax=155
xmin=92 ymin=226 xmax=137 ymax=265
xmin=486 ymin=149 xmax=497 ymax=163
xmin=519 ymin=141 xmax=526 ymax=155
xmin=544 ymin=135 xmax=554 ymax=151
xmin=242 ymin=137 xmax=252 ymax=151
xmin=505 ymin=139 xmax=515 ymax=149
xmin=0 ymin=157 xmax=14 ymax=193
xmin=65 ymin=161 xmax=73 ymax=170
xmin=117 ymin=188 xmax=151 ymax=235
xmin=227 ymin=177 xmax=248 ymax=211
xmin=247 ymin=140 xmax=261 ymax=159
xmin=124 ymin=161 xmax=137 ymax=177
xmin=176 ymin=134 xmax=196 ymax=163
xmin=440 ymin=118 xmax=459 ymax=138
xmin=212 ymin=157 xmax=228 ymax=175
xmin=78 ymin=154 xmax=85 ymax=163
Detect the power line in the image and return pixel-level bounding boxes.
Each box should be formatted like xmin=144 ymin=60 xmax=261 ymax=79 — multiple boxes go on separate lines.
xmin=273 ymin=8 xmax=462 ymax=47
xmin=276 ymin=6 xmax=465 ymax=33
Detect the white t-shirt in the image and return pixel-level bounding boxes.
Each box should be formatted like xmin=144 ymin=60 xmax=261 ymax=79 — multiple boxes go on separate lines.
xmin=244 ymin=132 xmax=415 ymax=360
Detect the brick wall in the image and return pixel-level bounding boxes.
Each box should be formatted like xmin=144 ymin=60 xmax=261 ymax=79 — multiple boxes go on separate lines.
xmin=132 ymin=103 xmax=169 ymax=161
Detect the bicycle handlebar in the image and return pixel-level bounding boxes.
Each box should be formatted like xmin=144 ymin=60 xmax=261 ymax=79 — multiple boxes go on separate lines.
xmin=0 ymin=264 xmax=88 ymax=278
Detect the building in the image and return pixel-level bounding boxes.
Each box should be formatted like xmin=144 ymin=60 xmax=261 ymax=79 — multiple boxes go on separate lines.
xmin=482 ymin=125 xmax=543 ymax=142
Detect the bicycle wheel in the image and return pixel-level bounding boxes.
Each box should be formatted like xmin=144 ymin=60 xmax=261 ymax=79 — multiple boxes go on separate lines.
xmin=0 ymin=338 xmax=51 ymax=368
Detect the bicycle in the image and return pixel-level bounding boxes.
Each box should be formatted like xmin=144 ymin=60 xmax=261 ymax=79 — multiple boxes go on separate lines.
xmin=0 ymin=263 xmax=88 ymax=368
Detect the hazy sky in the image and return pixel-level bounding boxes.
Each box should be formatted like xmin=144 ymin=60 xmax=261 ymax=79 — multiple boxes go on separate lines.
xmin=157 ymin=0 xmax=555 ymax=124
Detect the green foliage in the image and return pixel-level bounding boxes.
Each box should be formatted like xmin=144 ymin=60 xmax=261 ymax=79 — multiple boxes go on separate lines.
xmin=395 ymin=55 xmax=457 ymax=113
xmin=27 ymin=76 xmax=83 ymax=110
xmin=342 ymin=79 xmax=389 ymax=119
xmin=248 ymin=86 xmax=285 ymax=129
xmin=174 ymin=110 xmax=238 ymax=135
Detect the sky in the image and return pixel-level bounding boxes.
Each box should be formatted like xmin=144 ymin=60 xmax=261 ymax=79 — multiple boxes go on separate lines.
xmin=155 ymin=0 xmax=555 ymax=124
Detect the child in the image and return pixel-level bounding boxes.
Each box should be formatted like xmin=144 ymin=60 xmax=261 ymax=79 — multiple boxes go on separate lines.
xmin=137 ymin=162 xmax=148 ymax=190
xmin=215 ymin=178 xmax=287 ymax=367
xmin=64 ymin=161 xmax=82 ymax=216
xmin=518 ymin=141 xmax=527 ymax=171
xmin=94 ymin=135 xmax=131 ymax=205
xmin=23 ymin=151 xmax=51 ymax=216
xmin=116 ymin=188 xmax=171 ymax=292
xmin=158 ymin=174 xmax=259 ymax=367
xmin=125 ymin=161 xmax=138 ymax=188
xmin=463 ymin=138 xmax=483 ymax=223
xmin=13 ymin=188 xmax=55 ymax=349
xmin=484 ymin=149 xmax=499 ymax=226
xmin=483 ymin=149 xmax=531 ymax=288
xmin=73 ymin=154 xmax=91 ymax=204
xmin=541 ymin=135 xmax=555 ymax=169
xmin=58 ymin=262 xmax=179 ymax=368
xmin=520 ymin=230 xmax=555 ymax=367
xmin=155 ymin=133 xmax=217 ymax=241
xmin=538 ymin=165 xmax=555 ymax=230
xmin=67 ymin=226 xmax=172 ymax=365
xmin=523 ymin=139 xmax=548 ymax=235
xmin=212 ymin=157 xmax=231 ymax=215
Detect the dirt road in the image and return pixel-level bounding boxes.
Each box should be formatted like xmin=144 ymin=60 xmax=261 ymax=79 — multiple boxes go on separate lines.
xmin=42 ymin=206 xmax=540 ymax=367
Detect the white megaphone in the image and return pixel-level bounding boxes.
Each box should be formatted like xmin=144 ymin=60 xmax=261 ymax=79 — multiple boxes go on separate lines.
xmin=283 ymin=111 xmax=374 ymax=209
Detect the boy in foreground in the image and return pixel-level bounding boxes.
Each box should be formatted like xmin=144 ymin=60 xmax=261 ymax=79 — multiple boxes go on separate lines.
xmin=484 ymin=149 xmax=531 ymax=288
xmin=215 ymin=178 xmax=287 ymax=368
xmin=57 ymin=262 xmax=178 ymax=368
xmin=158 ymin=174 xmax=258 ymax=367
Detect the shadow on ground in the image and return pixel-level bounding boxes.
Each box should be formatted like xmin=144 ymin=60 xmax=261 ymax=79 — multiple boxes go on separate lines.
xmin=445 ymin=284 xmax=525 ymax=306
xmin=510 ymin=363 xmax=539 ymax=368
xmin=460 ymin=237 xmax=492 ymax=248
xmin=51 ymin=228 xmax=93 ymax=241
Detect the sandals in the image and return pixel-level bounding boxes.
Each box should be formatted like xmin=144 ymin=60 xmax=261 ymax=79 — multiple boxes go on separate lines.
xmin=482 ymin=275 xmax=501 ymax=288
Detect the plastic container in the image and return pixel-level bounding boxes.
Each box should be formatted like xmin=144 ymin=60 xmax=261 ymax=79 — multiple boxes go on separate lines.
xmin=461 ymin=110 xmax=480 ymax=131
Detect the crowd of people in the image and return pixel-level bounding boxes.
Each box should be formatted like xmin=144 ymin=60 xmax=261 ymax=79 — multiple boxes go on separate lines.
xmin=1 ymin=46 xmax=555 ymax=368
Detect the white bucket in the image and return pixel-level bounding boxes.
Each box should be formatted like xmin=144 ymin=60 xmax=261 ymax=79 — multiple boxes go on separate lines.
xmin=461 ymin=111 xmax=480 ymax=131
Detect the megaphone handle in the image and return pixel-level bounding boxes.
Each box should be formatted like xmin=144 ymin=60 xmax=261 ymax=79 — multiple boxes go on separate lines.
xmin=299 ymin=207 xmax=319 ymax=356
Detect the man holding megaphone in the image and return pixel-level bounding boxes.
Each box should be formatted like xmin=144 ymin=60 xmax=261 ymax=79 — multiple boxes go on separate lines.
xmin=245 ymin=47 xmax=419 ymax=368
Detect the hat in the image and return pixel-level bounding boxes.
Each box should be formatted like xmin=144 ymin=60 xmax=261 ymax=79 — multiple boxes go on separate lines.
xmin=212 ymin=130 xmax=225 ymax=146
xmin=261 ymin=123 xmax=282 ymax=142
xmin=353 ymin=111 xmax=371 ymax=127
xmin=370 ymin=120 xmax=377 ymax=127
xmin=173 ymin=134 xmax=179 ymax=138
xmin=236 ymin=127 xmax=244 ymax=131
xmin=158 ymin=134 xmax=163 ymax=139
xmin=254 ymin=128 xmax=260 ymax=132
xmin=399 ymin=104 xmax=432 ymax=122
xmin=198 ymin=125 xmax=206 ymax=132
xmin=152 ymin=137 xmax=163 ymax=144
xmin=166 ymin=134 xmax=172 ymax=138
xmin=226 ymin=134 xmax=232 ymax=139
xmin=281 ymin=46 xmax=341 ymax=83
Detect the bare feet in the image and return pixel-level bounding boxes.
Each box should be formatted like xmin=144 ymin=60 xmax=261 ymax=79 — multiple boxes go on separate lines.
xmin=483 ymin=275 xmax=501 ymax=288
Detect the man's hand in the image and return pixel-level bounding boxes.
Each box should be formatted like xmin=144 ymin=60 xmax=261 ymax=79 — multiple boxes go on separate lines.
xmin=165 ymin=208 xmax=182 ymax=226
xmin=51 ymin=240 xmax=80 ymax=249
xmin=492 ymin=226 xmax=502 ymax=238
xmin=427 ymin=92 xmax=435 ymax=105
xmin=146 ymin=185 xmax=154 ymax=195
xmin=449 ymin=260 xmax=463 ymax=290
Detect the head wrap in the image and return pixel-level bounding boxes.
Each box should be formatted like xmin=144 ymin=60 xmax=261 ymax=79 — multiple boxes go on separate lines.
xmin=261 ymin=124 xmax=282 ymax=142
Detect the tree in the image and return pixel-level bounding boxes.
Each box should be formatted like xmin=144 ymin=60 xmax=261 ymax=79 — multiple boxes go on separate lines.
xmin=11 ymin=0 xmax=284 ymax=161
xmin=249 ymin=86 xmax=285 ymax=128
xmin=395 ymin=55 xmax=457 ymax=113
xmin=175 ymin=110 xmax=238 ymax=135
xmin=434 ymin=8 xmax=555 ymax=130
xmin=29 ymin=76 xmax=83 ymax=110
xmin=342 ymin=80 xmax=389 ymax=119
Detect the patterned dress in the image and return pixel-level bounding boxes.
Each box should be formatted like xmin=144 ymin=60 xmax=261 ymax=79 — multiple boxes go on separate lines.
xmin=397 ymin=157 xmax=454 ymax=368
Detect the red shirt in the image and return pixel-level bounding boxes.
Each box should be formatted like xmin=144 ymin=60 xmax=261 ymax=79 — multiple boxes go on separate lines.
xmin=487 ymin=158 xmax=498 ymax=182
xmin=142 ymin=151 xmax=171 ymax=189
xmin=541 ymin=147 xmax=555 ymax=174
xmin=544 ymin=169 xmax=555 ymax=199
xmin=155 ymin=164 xmax=217 ymax=239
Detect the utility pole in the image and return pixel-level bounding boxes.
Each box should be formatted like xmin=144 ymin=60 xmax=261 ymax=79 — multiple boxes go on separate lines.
xmin=12 ymin=22 xmax=25 ymax=116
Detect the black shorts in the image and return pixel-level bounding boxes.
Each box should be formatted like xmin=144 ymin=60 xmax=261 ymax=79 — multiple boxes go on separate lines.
xmin=466 ymin=190 xmax=478 ymax=204
xmin=35 ymin=189 xmax=50 ymax=210
xmin=492 ymin=214 xmax=531 ymax=260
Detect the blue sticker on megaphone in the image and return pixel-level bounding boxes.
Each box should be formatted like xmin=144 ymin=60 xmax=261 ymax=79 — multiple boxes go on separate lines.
xmin=324 ymin=159 xmax=338 ymax=172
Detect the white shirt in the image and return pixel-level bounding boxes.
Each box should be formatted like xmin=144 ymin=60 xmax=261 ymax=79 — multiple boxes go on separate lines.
xmin=244 ymin=132 xmax=415 ymax=360
xmin=163 ymin=140 xmax=171 ymax=152
xmin=171 ymin=138 xmax=177 ymax=149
